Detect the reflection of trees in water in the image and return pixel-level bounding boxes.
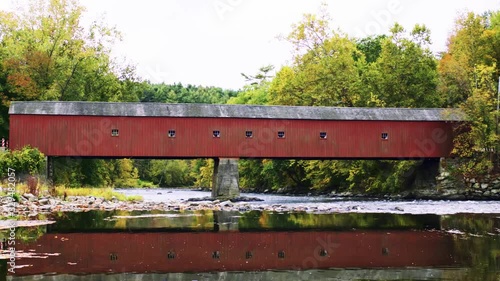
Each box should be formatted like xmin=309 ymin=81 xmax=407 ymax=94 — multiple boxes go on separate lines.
xmin=46 ymin=210 xmax=216 ymax=232
xmin=1 ymin=226 xmax=46 ymax=244
xmin=48 ymin=211 xmax=118 ymax=231
xmin=444 ymin=214 xmax=500 ymax=281
xmin=238 ymin=211 xmax=441 ymax=231
xmin=450 ymin=235 xmax=500 ymax=281
xmin=441 ymin=214 xmax=499 ymax=235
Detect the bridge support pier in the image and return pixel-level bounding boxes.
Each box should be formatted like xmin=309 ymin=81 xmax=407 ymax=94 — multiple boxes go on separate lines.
xmin=46 ymin=156 xmax=54 ymax=186
xmin=411 ymin=158 xmax=441 ymax=189
xmin=212 ymin=158 xmax=240 ymax=199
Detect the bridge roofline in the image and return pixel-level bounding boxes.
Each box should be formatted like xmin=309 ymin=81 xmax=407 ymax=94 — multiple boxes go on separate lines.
xmin=9 ymin=101 xmax=464 ymax=121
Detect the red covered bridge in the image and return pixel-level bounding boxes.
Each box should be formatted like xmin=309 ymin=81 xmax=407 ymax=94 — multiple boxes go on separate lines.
xmin=9 ymin=101 xmax=462 ymax=159
xmin=8 ymin=101 xmax=464 ymax=198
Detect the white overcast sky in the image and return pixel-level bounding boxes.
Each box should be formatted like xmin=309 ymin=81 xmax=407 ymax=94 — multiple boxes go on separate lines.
xmin=1 ymin=0 xmax=500 ymax=90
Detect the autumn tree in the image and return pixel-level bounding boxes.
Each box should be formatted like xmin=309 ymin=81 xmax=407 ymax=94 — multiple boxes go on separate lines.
xmin=0 ymin=0 xmax=139 ymax=137
xmin=440 ymin=11 xmax=500 ymax=177
xmin=452 ymin=65 xmax=499 ymax=183
xmin=438 ymin=12 xmax=500 ymax=107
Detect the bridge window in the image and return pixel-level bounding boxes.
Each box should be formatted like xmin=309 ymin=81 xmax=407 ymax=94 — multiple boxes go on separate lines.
xmin=245 ymin=131 xmax=253 ymax=138
xmin=381 ymin=132 xmax=389 ymax=140
xmin=111 ymin=129 xmax=119 ymax=137
xmin=319 ymin=132 xmax=327 ymax=139
xmin=168 ymin=130 xmax=176 ymax=138
xmin=167 ymin=251 xmax=176 ymax=259
xmin=245 ymin=251 xmax=253 ymax=259
xmin=212 ymin=251 xmax=220 ymax=259
xmin=278 ymin=250 xmax=285 ymax=259
xmin=213 ymin=130 xmax=221 ymax=138
xmin=382 ymin=247 xmax=390 ymax=256
xmin=277 ymin=131 xmax=285 ymax=139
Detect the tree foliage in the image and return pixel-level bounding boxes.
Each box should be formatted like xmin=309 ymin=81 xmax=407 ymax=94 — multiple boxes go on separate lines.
xmin=362 ymin=24 xmax=440 ymax=108
xmin=2 ymin=1 xmax=500 ymax=193
xmin=451 ymin=65 xmax=499 ymax=182
xmin=269 ymin=18 xmax=363 ymax=107
xmin=140 ymin=83 xmax=238 ymax=104
xmin=440 ymin=12 xmax=500 ymax=181
xmin=438 ymin=12 xmax=500 ymax=107
xmin=0 ymin=0 xmax=139 ymax=137
xmin=0 ymin=146 xmax=45 ymax=177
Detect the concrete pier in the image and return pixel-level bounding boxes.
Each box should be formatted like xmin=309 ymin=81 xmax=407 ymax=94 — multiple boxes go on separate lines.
xmin=212 ymin=158 xmax=240 ymax=199
xmin=46 ymin=156 xmax=54 ymax=186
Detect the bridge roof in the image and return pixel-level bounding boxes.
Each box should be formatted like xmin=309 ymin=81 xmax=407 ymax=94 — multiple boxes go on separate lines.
xmin=9 ymin=101 xmax=464 ymax=121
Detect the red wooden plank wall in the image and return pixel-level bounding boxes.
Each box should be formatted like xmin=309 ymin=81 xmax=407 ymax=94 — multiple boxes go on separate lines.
xmin=10 ymin=115 xmax=456 ymax=158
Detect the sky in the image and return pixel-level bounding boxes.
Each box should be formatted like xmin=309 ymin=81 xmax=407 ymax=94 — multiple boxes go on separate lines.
xmin=1 ymin=0 xmax=500 ymax=90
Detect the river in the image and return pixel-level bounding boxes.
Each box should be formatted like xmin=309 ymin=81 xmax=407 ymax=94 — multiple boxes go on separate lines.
xmin=1 ymin=188 xmax=499 ymax=281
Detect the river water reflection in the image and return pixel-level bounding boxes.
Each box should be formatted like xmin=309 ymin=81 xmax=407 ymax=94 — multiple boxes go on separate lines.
xmin=1 ymin=208 xmax=499 ymax=281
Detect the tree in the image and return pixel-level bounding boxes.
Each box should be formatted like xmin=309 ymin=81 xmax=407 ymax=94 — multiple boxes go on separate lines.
xmin=110 ymin=159 xmax=139 ymax=188
xmin=241 ymin=65 xmax=274 ymax=85
xmin=0 ymin=0 xmax=137 ymax=137
xmin=140 ymin=82 xmax=239 ymax=104
xmin=269 ymin=17 xmax=364 ymax=107
xmin=439 ymin=11 xmax=500 ymax=179
xmin=148 ymin=160 xmax=194 ymax=187
xmin=362 ymin=23 xmax=440 ymax=108
xmin=356 ymin=35 xmax=387 ymax=64
xmin=437 ymin=12 xmax=500 ymax=107
xmin=452 ymin=64 xmax=499 ymax=182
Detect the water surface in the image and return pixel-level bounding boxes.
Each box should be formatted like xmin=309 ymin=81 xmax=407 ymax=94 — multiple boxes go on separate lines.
xmin=1 ymin=190 xmax=499 ymax=281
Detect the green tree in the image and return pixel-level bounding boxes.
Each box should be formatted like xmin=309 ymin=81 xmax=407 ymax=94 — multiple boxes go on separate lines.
xmin=140 ymin=82 xmax=238 ymax=104
xmin=269 ymin=34 xmax=364 ymax=107
xmin=269 ymin=4 xmax=364 ymax=107
xmin=110 ymin=159 xmax=139 ymax=188
xmin=356 ymin=35 xmax=387 ymax=64
xmin=0 ymin=0 xmax=138 ymax=137
xmin=362 ymin=23 xmax=440 ymax=108
xmin=149 ymin=160 xmax=194 ymax=187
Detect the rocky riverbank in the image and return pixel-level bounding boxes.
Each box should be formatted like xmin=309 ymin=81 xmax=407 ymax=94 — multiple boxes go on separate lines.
xmin=327 ymin=187 xmax=500 ymax=201
xmin=1 ymin=187 xmax=500 ymax=221
xmin=0 ymin=193 xmax=328 ymax=218
xmin=248 ymin=185 xmax=500 ymax=201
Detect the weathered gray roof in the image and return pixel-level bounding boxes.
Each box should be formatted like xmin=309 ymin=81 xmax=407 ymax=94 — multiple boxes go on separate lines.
xmin=9 ymin=101 xmax=464 ymax=121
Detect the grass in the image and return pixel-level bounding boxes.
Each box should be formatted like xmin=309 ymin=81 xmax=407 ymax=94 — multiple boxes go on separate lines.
xmin=54 ymin=186 xmax=143 ymax=202
xmin=11 ymin=182 xmax=143 ymax=202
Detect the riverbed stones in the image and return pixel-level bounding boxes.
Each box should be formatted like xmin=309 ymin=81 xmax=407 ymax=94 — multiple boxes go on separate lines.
xmin=2 ymin=184 xmax=499 ymax=219
xmin=23 ymin=193 xmax=37 ymax=202
xmin=220 ymin=200 xmax=233 ymax=207
xmin=38 ymin=198 xmax=50 ymax=205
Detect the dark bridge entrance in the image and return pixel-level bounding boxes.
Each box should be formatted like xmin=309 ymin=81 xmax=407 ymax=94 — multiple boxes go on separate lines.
xmin=9 ymin=102 xmax=463 ymax=198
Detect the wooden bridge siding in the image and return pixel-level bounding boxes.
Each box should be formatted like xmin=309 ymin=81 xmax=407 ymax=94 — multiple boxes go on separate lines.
xmin=9 ymin=115 xmax=455 ymax=158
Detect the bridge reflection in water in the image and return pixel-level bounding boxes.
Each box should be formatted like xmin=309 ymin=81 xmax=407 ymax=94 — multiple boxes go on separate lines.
xmin=13 ymin=231 xmax=457 ymax=275
xmin=9 ymin=211 xmax=461 ymax=276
